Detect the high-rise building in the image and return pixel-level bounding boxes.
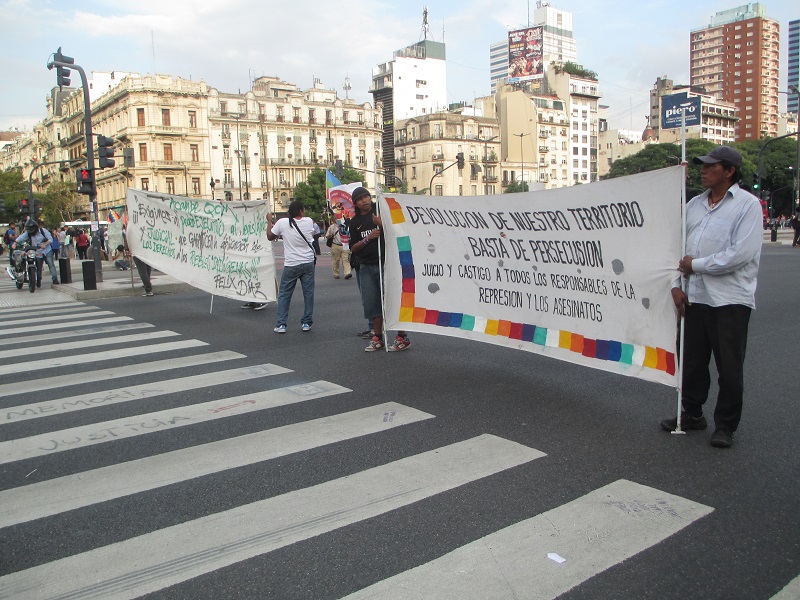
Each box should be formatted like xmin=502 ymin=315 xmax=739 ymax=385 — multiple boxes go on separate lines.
xmin=690 ymin=3 xmax=780 ymax=141
xmin=789 ymin=19 xmax=799 ymax=114
xmin=371 ymin=38 xmax=447 ymax=187
xmin=489 ymin=2 xmax=577 ymax=94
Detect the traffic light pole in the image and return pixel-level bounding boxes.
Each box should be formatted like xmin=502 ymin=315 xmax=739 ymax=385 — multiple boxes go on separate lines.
xmin=49 ymin=52 xmax=103 ymax=282
xmin=429 ymin=159 xmax=459 ymax=196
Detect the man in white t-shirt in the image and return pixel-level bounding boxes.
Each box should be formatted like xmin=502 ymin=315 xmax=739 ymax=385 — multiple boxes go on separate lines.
xmin=267 ymin=200 xmax=317 ymax=333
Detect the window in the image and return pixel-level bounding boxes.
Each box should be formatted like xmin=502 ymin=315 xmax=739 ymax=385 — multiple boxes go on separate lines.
xmin=141 ymin=178 xmax=149 ymax=191
xmin=137 ymin=108 xmax=145 ymax=126
xmin=224 ymin=170 xmax=232 ymax=184
xmin=161 ymin=109 xmax=171 ymax=126
xmin=139 ymin=143 xmax=147 ymax=162
xmin=188 ymin=111 xmax=197 ymax=128
xmin=192 ymin=178 xmax=200 ymax=195
xmin=411 ymin=166 xmax=417 ymax=179
xmin=166 ymin=177 xmax=175 ymax=194
xmin=220 ymin=101 xmax=227 ymax=114
xmin=435 ymin=184 xmax=443 ymax=196
xmin=163 ymin=144 xmax=173 ymax=161
xmin=190 ymin=144 xmax=199 ymax=162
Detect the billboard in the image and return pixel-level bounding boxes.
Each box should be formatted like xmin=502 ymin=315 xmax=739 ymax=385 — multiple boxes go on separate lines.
xmin=661 ymin=93 xmax=701 ymax=130
xmin=508 ymin=26 xmax=544 ymax=83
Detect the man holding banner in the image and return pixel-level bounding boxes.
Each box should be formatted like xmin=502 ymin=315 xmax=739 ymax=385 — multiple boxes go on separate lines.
xmin=661 ymin=146 xmax=763 ymax=449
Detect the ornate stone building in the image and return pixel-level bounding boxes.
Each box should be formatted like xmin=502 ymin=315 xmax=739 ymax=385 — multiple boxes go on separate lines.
xmin=208 ymin=76 xmax=383 ymax=210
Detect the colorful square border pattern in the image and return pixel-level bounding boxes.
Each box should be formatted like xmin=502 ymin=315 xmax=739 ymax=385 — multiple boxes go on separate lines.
xmin=385 ymin=197 xmax=676 ymax=376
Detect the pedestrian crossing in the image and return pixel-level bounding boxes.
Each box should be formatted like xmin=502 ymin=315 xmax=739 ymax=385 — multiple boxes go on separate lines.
xmin=0 ymin=303 xmax=717 ymax=599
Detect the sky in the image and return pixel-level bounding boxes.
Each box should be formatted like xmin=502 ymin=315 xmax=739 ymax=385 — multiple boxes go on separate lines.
xmin=0 ymin=0 xmax=797 ymax=135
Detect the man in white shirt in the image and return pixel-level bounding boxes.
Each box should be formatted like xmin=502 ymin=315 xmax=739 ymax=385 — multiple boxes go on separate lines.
xmin=660 ymin=146 xmax=762 ymax=448
xmin=267 ymin=200 xmax=317 ymax=333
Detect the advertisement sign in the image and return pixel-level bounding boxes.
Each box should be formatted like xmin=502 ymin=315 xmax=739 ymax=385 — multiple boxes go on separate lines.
xmin=508 ymin=26 xmax=544 ymax=83
xmin=661 ymin=93 xmax=701 ymax=130
xmin=381 ymin=167 xmax=684 ymax=386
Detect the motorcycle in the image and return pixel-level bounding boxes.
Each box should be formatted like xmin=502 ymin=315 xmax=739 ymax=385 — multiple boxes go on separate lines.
xmin=7 ymin=243 xmax=40 ymax=293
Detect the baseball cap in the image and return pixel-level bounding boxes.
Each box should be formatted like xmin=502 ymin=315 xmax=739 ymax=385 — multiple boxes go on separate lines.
xmin=351 ymin=187 xmax=372 ymax=203
xmin=692 ymin=146 xmax=742 ymax=169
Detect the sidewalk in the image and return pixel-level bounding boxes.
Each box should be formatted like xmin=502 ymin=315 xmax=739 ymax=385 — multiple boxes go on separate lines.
xmin=54 ymin=259 xmax=193 ymax=301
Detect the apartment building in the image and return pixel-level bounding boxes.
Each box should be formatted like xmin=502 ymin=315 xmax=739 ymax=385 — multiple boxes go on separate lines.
xmin=208 ymin=76 xmax=382 ymax=210
xmin=649 ymin=76 xmax=738 ymax=145
xmin=394 ymin=112 xmax=499 ymax=196
xmin=690 ymin=3 xmax=780 ymax=141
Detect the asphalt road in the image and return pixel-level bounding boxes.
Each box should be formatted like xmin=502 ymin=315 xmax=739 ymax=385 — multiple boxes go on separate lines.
xmin=0 ymin=242 xmax=798 ymax=599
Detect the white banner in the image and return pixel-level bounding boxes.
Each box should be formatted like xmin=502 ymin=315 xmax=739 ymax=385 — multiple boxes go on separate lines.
xmin=126 ymin=190 xmax=277 ymax=302
xmin=382 ymin=167 xmax=683 ymax=386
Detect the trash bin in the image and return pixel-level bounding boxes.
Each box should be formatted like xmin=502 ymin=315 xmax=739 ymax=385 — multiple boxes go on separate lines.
xmin=770 ymin=226 xmax=778 ymax=242
xmin=59 ymin=257 xmax=72 ymax=284
xmin=81 ymin=260 xmax=97 ymax=290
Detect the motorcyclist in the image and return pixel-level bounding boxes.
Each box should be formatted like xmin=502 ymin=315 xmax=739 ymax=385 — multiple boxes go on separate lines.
xmin=12 ymin=219 xmax=59 ymax=287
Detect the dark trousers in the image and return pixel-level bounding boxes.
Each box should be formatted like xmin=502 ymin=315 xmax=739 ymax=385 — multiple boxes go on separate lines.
xmin=793 ymin=227 xmax=800 ymax=246
xmin=682 ymin=303 xmax=751 ymax=433
xmin=133 ymin=257 xmax=152 ymax=292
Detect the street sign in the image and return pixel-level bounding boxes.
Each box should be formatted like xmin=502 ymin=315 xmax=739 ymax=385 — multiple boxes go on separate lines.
xmin=661 ymin=93 xmax=701 ymax=130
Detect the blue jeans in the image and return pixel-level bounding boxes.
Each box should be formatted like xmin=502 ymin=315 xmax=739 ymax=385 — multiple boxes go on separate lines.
xmin=36 ymin=252 xmax=58 ymax=283
xmin=275 ymin=262 xmax=315 ymax=327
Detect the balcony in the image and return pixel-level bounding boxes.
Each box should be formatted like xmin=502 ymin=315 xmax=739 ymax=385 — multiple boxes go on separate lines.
xmin=276 ymin=115 xmax=285 ymax=123
xmin=539 ymin=146 xmax=549 ymax=153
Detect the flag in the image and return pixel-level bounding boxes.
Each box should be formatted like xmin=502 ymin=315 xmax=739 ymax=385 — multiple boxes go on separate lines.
xmin=326 ymin=170 xmax=341 ymax=201
xmin=108 ymin=209 xmax=122 ymax=222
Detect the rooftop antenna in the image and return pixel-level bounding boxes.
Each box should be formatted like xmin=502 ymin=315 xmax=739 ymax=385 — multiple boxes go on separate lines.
xmin=343 ymin=76 xmax=351 ymax=100
xmin=420 ymin=6 xmax=430 ymax=41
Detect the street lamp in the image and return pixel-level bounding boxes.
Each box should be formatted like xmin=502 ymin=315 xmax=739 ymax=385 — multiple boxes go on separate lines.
xmin=513 ymin=132 xmax=530 ymax=191
xmin=232 ymin=113 xmax=243 ymax=201
xmin=477 ymin=135 xmax=498 ymax=195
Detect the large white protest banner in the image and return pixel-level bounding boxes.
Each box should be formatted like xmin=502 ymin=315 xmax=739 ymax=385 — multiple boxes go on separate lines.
xmin=126 ymin=189 xmax=276 ymax=302
xmin=382 ymin=167 xmax=683 ymax=386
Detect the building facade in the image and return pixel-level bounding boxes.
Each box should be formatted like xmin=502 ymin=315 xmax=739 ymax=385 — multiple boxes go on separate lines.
xmin=371 ymin=39 xmax=448 ymax=185
xmin=648 ymin=77 xmax=738 ymax=145
xmin=690 ymin=3 xmax=779 ymax=141
xmin=789 ymin=19 xmax=799 ymax=114
xmin=208 ymin=76 xmax=383 ymax=210
xmin=394 ymin=112 xmax=500 ymax=196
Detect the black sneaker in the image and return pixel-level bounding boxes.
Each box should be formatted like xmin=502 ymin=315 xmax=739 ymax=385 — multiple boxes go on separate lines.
xmin=253 ymin=303 xmax=268 ymax=311
xmin=660 ymin=412 xmax=707 ymax=432
xmin=356 ymin=329 xmax=374 ymax=339
xmin=241 ymin=302 xmax=257 ymax=309
xmin=710 ymin=429 xmax=733 ymax=448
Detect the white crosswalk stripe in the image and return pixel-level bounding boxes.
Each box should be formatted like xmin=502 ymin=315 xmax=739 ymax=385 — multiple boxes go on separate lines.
xmin=0 ymin=303 xmax=716 ymax=600
xmin=0 ymin=329 xmax=179 ymax=362
xmin=341 ymin=479 xmax=713 ymax=600
xmin=0 ymin=402 xmax=433 ymax=529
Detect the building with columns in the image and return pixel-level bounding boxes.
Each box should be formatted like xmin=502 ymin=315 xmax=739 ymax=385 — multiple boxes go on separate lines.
xmin=208 ymin=76 xmax=382 ymax=211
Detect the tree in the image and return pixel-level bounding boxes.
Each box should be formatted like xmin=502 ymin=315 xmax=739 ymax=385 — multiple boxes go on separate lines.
xmin=603 ymin=139 xmax=759 ymax=198
xmin=293 ymin=165 xmax=367 ymax=221
xmin=0 ymin=169 xmax=26 ymax=223
xmin=40 ymin=181 xmax=81 ymax=228
xmin=504 ymin=181 xmax=529 ymax=193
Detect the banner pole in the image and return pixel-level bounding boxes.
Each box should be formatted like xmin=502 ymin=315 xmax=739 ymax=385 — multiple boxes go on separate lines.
xmin=376 ymin=185 xmax=388 ymax=352
xmin=210 ymin=294 xmax=214 ymax=314
xmin=673 ymin=111 xmax=688 ymax=435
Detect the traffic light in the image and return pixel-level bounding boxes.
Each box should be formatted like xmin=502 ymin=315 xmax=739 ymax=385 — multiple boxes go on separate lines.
xmin=19 ymin=197 xmax=30 ymax=215
xmin=77 ymin=168 xmax=95 ymax=195
xmin=456 ymin=152 xmax=465 ymax=169
xmin=53 ymin=47 xmax=74 ymax=89
xmin=752 ymin=175 xmax=760 ymax=191
xmin=122 ymin=147 xmax=135 ymax=168
xmin=98 ymin=135 xmax=115 ymax=169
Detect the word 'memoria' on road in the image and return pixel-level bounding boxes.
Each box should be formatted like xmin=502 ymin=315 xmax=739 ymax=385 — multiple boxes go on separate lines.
xmin=382 ymin=167 xmax=683 ymax=386
xmin=127 ymin=189 xmax=277 ymax=302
